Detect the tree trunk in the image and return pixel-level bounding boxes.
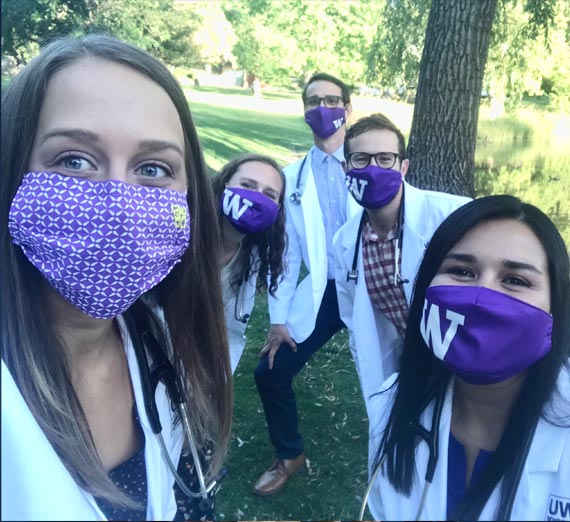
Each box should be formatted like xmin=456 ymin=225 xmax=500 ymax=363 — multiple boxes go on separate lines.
xmin=406 ymin=0 xmax=498 ymax=197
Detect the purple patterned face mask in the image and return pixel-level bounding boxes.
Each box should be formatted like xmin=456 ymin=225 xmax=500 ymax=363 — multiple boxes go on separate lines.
xmin=221 ymin=187 xmax=279 ymax=235
xmin=345 ymin=165 xmax=403 ymax=208
xmin=304 ymin=106 xmax=346 ymax=139
xmin=9 ymin=171 xmax=190 ymax=319
xmin=420 ymin=285 xmax=552 ymax=385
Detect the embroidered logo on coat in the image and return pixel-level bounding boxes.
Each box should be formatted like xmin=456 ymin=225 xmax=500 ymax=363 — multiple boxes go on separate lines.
xmin=546 ymin=495 xmax=570 ymax=521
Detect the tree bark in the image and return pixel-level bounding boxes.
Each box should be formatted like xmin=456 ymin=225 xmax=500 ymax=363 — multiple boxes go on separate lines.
xmin=406 ymin=0 xmax=498 ymax=197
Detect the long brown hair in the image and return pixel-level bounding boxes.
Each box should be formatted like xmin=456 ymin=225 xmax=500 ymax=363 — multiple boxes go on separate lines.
xmin=0 ymin=35 xmax=232 ymax=506
xmin=211 ymin=154 xmax=287 ymax=296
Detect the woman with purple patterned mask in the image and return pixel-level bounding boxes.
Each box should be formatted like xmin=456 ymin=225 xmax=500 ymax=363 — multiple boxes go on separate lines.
xmin=212 ymin=155 xmax=286 ymax=373
xmin=364 ymin=196 xmax=570 ymax=521
xmin=1 ymin=35 xmax=232 ymax=521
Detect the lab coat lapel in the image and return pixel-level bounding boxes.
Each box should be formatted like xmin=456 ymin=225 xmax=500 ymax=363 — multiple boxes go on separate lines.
xmin=346 ymin=188 xmax=362 ymax=221
xmin=340 ymin=209 xmax=364 ymax=275
xmin=400 ymin=184 xmax=429 ymax=304
xmin=300 ymin=157 xmax=328 ymax=310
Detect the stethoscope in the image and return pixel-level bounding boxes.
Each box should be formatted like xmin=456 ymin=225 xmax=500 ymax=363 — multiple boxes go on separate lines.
xmin=289 ymin=154 xmax=309 ymax=205
xmin=123 ymin=310 xmax=218 ymax=511
xmin=346 ymin=188 xmax=408 ymax=287
xmin=234 ymin=278 xmax=250 ymax=324
xmin=359 ymin=386 xmax=445 ymax=520
xmin=358 ymin=382 xmax=537 ymax=520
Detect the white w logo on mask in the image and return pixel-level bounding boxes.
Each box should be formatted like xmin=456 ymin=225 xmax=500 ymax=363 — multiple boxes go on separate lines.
xmin=223 ymin=189 xmax=253 ymax=221
xmin=333 ymin=118 xmax=344 ymax=129
xmin=420 ymin=299 xmax=465 ymax=359
xmin=346 ymin=177 xmax=368 ymax=201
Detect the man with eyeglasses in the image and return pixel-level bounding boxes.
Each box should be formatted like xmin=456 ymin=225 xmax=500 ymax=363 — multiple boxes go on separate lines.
xmin=253 ymin=73 xmax=361 ymax=496
xmin=333 ymin=113 xmax=471 ymax=416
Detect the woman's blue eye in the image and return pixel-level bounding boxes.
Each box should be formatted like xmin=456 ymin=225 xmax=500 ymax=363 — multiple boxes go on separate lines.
xmin=59 ymin=156 xmax=92 ymax=171
xmin=138 ymin=164 xmax=169 ymax=178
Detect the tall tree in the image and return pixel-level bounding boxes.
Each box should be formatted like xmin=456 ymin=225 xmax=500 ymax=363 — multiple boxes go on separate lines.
xmin=406 ymin=0 xmax=498 ymax=196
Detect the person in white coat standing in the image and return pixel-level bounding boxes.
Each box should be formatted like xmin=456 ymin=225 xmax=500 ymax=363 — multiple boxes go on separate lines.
xmin=212 ymin=154 xmax=287 ymax=373
xmin=1 ymin=35 xmax=232 ymax=521
xmin=333 ymin=113 xmax=470 ymax=414
xmin=253 ymin=73 xmax=361 ymax=496
xmin=365 ymin=196 xmax=570 ymax=521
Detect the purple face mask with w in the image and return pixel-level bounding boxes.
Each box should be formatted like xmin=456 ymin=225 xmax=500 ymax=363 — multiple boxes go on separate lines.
xmin=304 ymin=106 xmax=346 ymax=139
xmin=221 ymin=187 xmax=279 ymax=235
xmin=419 ymin=285 xmax=552 ymax=385
xmin=345 ymin=165 xmax=402 ymax=208
xmin=9 ymin=171 xmax=190 ymax=319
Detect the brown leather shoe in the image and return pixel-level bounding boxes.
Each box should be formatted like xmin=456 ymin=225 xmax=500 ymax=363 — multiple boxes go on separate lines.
xmin=252 ymin=453 xmax=306 ymax=496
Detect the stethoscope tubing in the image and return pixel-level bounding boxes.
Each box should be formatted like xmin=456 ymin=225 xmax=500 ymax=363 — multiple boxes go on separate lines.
xmin=124 ymin=309 xmax=215 ymax=506
xmin=359 ymin=385 xmax=445 ymax=521
xmin=347 ymin=189 xmax=406 ymax=286
xmin=289 ymin=154 xmax=309 ymax=205
xmin=234 ymin=279 xmax=250 ymax=324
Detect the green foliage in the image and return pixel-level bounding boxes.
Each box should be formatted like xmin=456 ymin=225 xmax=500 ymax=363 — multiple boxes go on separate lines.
xmin=475 ymin=106 xmax=570 ymax=246
xmin=1 ymin=0 xmax=200 ymax=66
xmin=1 ymin=0 xmax=90 ymax=64
xmin=223 ymin=0 xmax=382 ymax=87
xmin=367 ymin=0 xmax=429 ymax=89
xmin=365 ymin=0 xmax=570 ymax=111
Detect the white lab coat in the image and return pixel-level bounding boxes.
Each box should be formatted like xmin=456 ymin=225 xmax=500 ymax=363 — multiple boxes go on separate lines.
xmin=222 ymin=250 xmax=258 ymax=373
xmin=367 ymin=369 xmax=570 ymax=521
xmin=333 ymin=182 xmax=470 ymax=414
xmin=1 ymin=314 xmax=183 ymax=521
xmin=268 ymin=146 xmax=360 ymax=343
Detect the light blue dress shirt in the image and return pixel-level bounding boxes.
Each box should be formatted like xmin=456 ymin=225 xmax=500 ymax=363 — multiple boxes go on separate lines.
xmin=311 ymin=144 xmax=348 ymax=278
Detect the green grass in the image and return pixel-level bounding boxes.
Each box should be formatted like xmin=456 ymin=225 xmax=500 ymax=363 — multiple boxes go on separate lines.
xmin=191 ymin=102 xmax=311 ymax=173
xmin=216 ymin=295 xmax=369 ymax=520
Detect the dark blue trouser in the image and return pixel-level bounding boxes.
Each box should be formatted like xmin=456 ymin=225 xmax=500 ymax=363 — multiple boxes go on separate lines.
xmin=254 ymin=279 xmax=345 ymax=459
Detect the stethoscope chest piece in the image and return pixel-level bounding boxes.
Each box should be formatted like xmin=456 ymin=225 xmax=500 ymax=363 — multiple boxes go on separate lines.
xmin=290 ymin=191 xmax=301 ymax=205
xmin=289 ymin=154 xmax=308 ymax=206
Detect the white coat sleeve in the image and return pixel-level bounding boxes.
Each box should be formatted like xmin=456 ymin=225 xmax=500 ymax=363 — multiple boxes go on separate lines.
xmin=268 ymin=209 xmax=303 ymax=325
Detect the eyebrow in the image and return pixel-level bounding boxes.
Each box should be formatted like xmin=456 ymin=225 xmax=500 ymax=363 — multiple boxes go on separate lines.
xmin=39 ymin=128 xmax=100 ymax=144
xmin=39 ymin=129 xmax=184 ymax=156
xmin=139 ymin=139 xmax=184 ymax=156
xmin=443 ymin=253 xmax=543 ymax=274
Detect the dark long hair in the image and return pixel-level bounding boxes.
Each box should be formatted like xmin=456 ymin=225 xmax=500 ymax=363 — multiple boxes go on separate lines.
xmin=211 ymin=154 xmax=287 ymax=297
xmin=375 ymin=195 xmax=570 ymax=520
xmin=1 ymin=35 xmax=232 ymax=506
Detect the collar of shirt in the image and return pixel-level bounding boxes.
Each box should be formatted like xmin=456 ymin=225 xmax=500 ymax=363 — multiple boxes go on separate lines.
xmin=311 ymin=143 xmax=345 ymax=167
xmin=362 ymin=214 xmax=398 ymax=243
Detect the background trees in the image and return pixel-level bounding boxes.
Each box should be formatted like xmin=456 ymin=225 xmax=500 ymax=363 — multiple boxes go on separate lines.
xmin=2 ymin=0 xmax=568 ymax=194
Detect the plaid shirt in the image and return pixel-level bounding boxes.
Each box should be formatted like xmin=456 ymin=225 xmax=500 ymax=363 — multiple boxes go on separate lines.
xmin=362 ymin=217 xmax=408 ymax=338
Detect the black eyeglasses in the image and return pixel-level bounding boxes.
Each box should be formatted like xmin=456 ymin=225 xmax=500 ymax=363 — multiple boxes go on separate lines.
xmin=304 ymin=95 xmax=344 ymax=109
xmin=346 ymin=152 xmax=400 ymax=170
